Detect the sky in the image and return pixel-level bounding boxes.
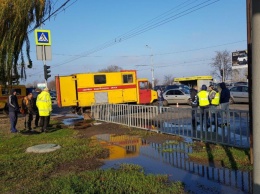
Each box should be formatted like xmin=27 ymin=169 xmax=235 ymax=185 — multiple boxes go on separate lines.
xmin=23 ymin=0 xmax=247 ymax=85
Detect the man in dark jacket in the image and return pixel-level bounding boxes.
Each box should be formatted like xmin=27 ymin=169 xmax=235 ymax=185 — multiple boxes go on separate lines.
xmin=157 ymin=87 xmax=164 ymax=113
xmin=190 ymin=85 xmax=198 ymax=130
xmin=32 ymin=88 xmax=41 ymax=128
xmin=22 ymin=92 xmax=34 ymax=131
xmin=219 ymin=82 xmax=231 ymax=125
xmin=8 ymin=89 xmax=20 ymax=133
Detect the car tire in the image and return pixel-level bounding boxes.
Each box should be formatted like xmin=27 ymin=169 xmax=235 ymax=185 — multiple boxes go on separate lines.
xmin=229 ymin=97 xmax=235 ymax=104
xmin=163 ymin=100 xmax=169 ymax=106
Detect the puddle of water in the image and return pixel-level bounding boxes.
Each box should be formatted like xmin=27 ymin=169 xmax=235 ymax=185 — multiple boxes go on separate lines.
xmin=62 ymin=116 xmax=84 ymax=125
xmin=93 ymin=134 xmax=251 ymax=194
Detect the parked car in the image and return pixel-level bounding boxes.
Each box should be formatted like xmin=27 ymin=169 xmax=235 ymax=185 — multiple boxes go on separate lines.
xmin=165 ymin=84 xmax=190 ymax=91
xmin=237 ymin=53 xmax=247 ymax=65
xmin=163 ymin=88 xmax=190 ymax=105
xmin=234 ymin=81 xmax=248 ymax=86
xmin=49 ymin=91 xmax=56 ymax=101
xmin=229 ymin=85 xmax=248 ymax=104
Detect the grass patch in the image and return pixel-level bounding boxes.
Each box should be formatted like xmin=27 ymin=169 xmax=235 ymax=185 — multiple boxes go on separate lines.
xmin=0 ymin=120 xmax=185 ymax=193
xmin=27 ymin=164 xmax=185 ymax=194
xmin=0 ymin=127 xmax=104 ymax=193
xmin=188 ymin=142 xmax=252 ymax=171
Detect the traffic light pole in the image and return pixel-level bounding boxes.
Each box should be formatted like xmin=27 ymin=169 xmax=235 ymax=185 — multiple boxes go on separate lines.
xmin=42 ymin=45 xmax=47 ymax=86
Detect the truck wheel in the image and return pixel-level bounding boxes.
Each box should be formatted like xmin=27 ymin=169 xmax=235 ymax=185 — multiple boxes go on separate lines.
xmin=152 ymin=101 xmax=159 ymax=106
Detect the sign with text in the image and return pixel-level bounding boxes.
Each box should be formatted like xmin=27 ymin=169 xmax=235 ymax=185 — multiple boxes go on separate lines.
xmin=232 ymin=50 xmax=248 ymax=69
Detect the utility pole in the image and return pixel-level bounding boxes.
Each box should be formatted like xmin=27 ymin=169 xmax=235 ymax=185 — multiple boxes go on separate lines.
xmin=252 ymin=0 xmax=260 ymax=193
xmin=146 ymin=45 xmax=155 ymax=88
xmin=246 ymin=0 xmax=253 ymax=165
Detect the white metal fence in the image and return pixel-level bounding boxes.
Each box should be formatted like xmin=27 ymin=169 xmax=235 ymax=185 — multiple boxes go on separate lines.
xmin=91 ymin=104 xmax=250 ymax=148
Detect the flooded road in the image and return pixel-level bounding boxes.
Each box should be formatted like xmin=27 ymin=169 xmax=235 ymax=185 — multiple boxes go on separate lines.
xmin=93 ymin=134 xmax=251 ymax=194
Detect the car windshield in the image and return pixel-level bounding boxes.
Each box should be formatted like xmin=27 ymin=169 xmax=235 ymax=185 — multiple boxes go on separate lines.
xmin=50 ymin=91 xmax=56 ymax=96
xmin=238 ymin=53 xmax=247 ymax=57
xmin=182 ymin=88 xmax=190 ymax=94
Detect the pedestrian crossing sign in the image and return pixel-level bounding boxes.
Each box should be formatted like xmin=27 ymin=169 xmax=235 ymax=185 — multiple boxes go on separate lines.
xmin=35 ymin=29 xmax=52 ymax=46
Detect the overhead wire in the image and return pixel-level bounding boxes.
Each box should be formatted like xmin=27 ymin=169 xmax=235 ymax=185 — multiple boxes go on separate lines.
xmin=44 ymin=40 xmax=245 ymax=58
xmin=28 ymin=0 xmax=221 ymax=77
xmin=27 ymin=0 xmax=73 ymax=33
xmin=55 ymin=0 xmax=219 ymax=66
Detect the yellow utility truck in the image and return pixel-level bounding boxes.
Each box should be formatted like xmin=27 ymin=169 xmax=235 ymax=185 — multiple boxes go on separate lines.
xmin=0 ymin=85 xmax=26 ymax=113
xmin=55 ymin=70 xmax=158 ymax=114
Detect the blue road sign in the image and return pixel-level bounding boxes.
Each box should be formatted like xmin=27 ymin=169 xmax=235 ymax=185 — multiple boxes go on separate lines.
xmin=35 ymin=29 xmax=52 ymax=46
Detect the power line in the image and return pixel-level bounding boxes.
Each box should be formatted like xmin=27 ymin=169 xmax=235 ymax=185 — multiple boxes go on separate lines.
xmin=28 ymin=38 xmax=244 ymax=77
xmin=27 ymin=0 xmax=75 ymax=33
xmin=28 ymin=0 xmax=220 ymax=77
xmin=48 ymin=0 xmax=220 ymax=67
xmin=38 ymin=39 xmax=245 ymax=58
xmin=118 ymin=0 xmax=219 ymax=42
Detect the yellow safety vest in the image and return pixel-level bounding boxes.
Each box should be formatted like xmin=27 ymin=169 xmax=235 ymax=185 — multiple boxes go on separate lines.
xmin=36 ymin=91 xmax=52 ymax=116
xmin=211 ymin=92 xmax=220 ymax=105
xmin=198 ymin=90 xmax=209 ymax=107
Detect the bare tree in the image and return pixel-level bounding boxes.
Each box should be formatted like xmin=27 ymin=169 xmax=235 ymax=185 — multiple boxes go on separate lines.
xmin=154 ymin=78 xmax=160 ymax=86
xmin=48 ymin=79 xmax=56 ymax=90
xmin=163 ymin=74 xmax=173 ymax=85
xmin=98 ymin=65 xmax=122 ymax=72
xmin=25 ymin=80 xmax=39 ymax=88
xmin=210 ymin=50 xmax=232 ymax=82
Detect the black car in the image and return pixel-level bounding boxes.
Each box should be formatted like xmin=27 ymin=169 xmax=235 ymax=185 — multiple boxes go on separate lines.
xmin=50 ymin=91 xmax=56 ymax=101
xmin=153 ymin=85 xmax=166 ymax=91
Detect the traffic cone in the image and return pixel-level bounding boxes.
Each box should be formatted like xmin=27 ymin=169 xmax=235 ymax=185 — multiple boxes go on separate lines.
xmin=176 ymin=103 xmax=179 ymax=108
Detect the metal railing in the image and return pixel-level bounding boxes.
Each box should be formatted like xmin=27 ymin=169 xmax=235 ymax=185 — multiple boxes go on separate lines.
xmin=91 ymin=104 xmax=250 ymax=148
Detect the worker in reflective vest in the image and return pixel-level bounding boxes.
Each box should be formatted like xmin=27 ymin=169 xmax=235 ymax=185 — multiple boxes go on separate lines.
xmin=36 ymin=87 xmax=52 ymax=132
xmin=197 ymin=85 xmax=210 ymax=130
xmin=208 ymin=85 xmax=220 ymax=130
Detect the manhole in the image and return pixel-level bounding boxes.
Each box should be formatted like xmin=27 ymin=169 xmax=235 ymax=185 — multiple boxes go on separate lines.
xmin=26 ymin=144 xmax=61 ymax=153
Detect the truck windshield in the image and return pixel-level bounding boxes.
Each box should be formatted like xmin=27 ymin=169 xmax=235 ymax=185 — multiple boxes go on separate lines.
xmin=139 ymin=81 xmax=148 ymax=89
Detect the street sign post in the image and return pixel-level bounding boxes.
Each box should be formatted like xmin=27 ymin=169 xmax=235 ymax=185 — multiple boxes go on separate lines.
xmin=34 ymin=29 xmax=52 ymax=84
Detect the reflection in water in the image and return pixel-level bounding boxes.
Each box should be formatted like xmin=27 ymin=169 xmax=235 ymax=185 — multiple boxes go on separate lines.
xmin=62 ymin=116 xmax=84 ymax=125
xmin=94 ymin=134 xmax=252 ymax=194
xmin=91 ymin=134 xmax=147 ymax=160
xmin=150 ymin=141 xmax=252 ymax=193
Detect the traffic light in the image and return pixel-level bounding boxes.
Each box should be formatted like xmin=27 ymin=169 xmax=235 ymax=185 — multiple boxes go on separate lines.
xmin=44 ymin=65 xmax=51 ymax=80
xmin=220 ymin=69 xmax=223 ymax=76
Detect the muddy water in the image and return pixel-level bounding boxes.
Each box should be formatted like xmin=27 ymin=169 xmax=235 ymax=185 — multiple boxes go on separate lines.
xmin=93 ymin=134 xmax=251 ymax=194
xmin=62 ymin=116 xmax=84 ymax=125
